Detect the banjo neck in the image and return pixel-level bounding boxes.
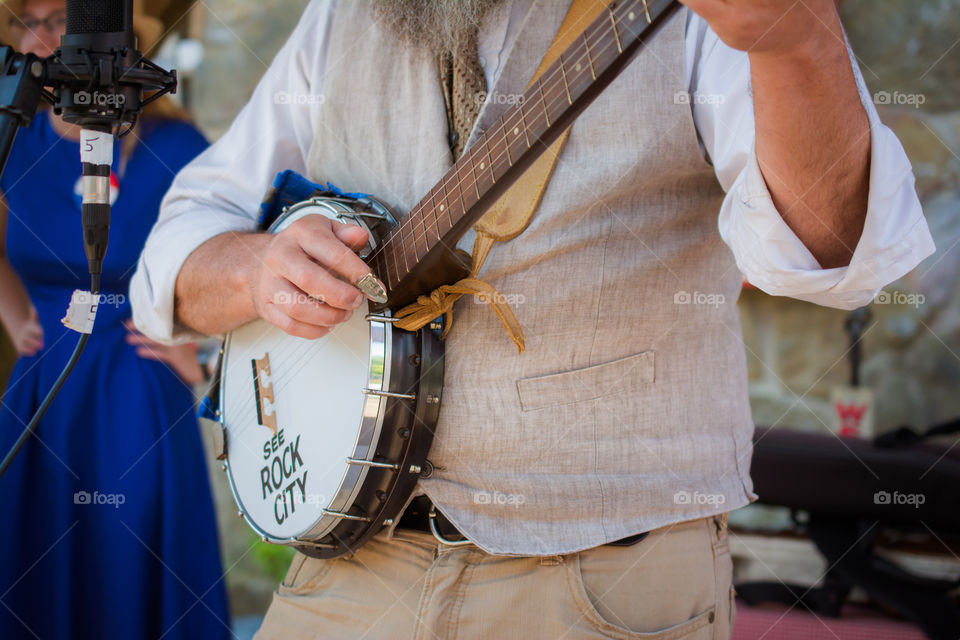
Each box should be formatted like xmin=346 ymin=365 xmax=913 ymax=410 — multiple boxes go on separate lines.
xmin=368 ymin=0 xmax=679 ymax=309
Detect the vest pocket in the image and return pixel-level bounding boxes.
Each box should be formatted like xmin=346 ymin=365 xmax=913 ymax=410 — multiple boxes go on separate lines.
xmin=515 ymin=351 xmax=655 ymax=412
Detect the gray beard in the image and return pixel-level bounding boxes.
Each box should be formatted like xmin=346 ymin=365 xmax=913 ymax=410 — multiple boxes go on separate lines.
xmin=373 ymin=0 xmax=504 ymax=55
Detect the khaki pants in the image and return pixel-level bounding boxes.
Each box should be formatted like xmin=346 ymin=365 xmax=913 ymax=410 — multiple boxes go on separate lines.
xmin=255 ymin=514 xmax=735 ymax=639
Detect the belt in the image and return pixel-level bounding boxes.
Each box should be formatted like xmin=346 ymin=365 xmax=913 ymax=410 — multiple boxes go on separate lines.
xmin=397 ymin=496 xmax=649 ymax=548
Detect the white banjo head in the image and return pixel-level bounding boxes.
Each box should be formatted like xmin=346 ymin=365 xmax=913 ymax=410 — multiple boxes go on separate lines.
xmin=219 ymin=204 xmax=390 ymax=543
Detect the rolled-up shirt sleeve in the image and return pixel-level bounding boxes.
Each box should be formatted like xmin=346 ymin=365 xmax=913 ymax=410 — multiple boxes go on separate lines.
xmin=130 ymin=0 xmax=333 ymax=344
xmin=687 ymin=14 xmax=936 ymax=311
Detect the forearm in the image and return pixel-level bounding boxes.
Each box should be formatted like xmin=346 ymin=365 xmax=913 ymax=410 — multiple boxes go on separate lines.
xmin=174 ymin=231 xmax=270 ymax=336
xmin=750 ymin=11 xmax=870 ymax=269
xmin=0 ymin=258 xmax=35 ymax=335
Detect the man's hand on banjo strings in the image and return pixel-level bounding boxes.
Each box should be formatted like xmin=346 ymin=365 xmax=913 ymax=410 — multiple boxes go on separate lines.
xmin=252 ymin=216 xmax=372 ymax=340
xmin=174 ymin=215 xmax=371 ymax=339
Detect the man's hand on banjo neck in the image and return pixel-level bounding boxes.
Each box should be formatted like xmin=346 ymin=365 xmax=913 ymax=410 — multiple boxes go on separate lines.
xmin=174 ymin=216 xmax=372 ymax=339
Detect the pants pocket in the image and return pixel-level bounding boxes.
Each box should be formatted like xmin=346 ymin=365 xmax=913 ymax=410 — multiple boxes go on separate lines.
xmin=566 ymin=520 xmax=719 ymax=639
xmin=568 ymin=552 xmax=715 ymax=639
xmin=278 ymin=552 xmax=337 ymax=595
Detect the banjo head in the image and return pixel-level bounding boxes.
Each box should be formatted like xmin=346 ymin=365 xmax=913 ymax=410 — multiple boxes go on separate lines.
xmin=220 ymin=306 xmax=390 ymax=542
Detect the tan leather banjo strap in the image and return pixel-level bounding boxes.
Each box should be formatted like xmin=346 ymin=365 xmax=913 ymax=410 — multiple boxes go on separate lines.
xmin=395 ymin=0 xmax=608 ymax=352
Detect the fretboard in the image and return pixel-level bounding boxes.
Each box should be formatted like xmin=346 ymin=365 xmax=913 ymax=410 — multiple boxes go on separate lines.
xmin=368 ymin=0 xmax=680 ymax=303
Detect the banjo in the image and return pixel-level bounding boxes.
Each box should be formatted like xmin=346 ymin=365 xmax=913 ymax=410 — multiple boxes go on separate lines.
xmin=203 ymin=0 xmax=679 ymax=559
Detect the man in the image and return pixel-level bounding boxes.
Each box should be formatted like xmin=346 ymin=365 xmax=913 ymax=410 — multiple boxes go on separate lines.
xmin=132 ymin=0 xmax=934 ymax=637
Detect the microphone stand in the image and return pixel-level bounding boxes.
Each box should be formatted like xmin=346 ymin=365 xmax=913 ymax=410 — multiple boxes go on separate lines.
xmin=0 ymin=46 xmax=47 ymax=177
xmin=0 ymin=37 xmax=176 ymax=479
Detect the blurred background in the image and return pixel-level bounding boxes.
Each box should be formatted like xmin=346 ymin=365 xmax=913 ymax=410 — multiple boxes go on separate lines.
xmin=1 ymin=0 xmax=956 ymax=637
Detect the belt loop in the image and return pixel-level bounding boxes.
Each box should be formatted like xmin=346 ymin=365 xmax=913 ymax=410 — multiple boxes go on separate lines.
xmin=713 ymin=512 xmax=729 ymax=540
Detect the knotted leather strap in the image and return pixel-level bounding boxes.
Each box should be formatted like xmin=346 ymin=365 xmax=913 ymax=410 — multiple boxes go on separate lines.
xmin=394 ymin=0 xmax=607 ymax=353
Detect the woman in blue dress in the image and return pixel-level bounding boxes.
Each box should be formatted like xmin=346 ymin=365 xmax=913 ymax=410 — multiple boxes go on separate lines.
xmin=0 ymin=1 xmax=230 ymax=638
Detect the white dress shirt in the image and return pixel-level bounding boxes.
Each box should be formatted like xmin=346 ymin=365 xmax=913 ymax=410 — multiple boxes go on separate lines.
xmin=130 ymin=0 xmax=935 ymax=344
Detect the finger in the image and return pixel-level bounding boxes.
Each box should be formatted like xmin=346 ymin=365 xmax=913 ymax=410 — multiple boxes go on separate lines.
xmin=125 ymin=333 xmax=154 ymax=345
xmin=294 ymin=218 xmax=372 ymax=288
xmin=269 ymin=282 xmax=355 ymax=327
xmin=260 ymin=302 xmax=333 ymax=340
xmin=274 ymin=246 xmax=365 ymax=311
xmin=331 ymin=220 xmax=370 ymax=253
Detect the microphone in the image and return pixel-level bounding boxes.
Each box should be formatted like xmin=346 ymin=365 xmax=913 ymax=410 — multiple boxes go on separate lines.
xmin=44 ymin=0 xmax=177 ymax=278
xmin=53 ymin=0 xmax=148 ymax=132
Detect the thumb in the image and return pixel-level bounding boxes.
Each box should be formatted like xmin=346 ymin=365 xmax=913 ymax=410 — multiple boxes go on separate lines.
xmin=331 ymin=221 xmax=370 ymax=253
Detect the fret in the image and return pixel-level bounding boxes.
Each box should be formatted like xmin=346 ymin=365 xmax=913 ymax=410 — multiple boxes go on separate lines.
xmin=538 ymin=79 xmax=551 ymax=128
xmin=468 ymin=148 xmax=482 ymax=199
xmin=641 ymin=0 xmax=652 ymax=24
xmin=429 ymin=193 xmax=441 ymax=245
xmin=424 ymin=191 xmax=438 ymax=252
xmin=499 ymin=119 xmax=513 ymax=166
xmin=388 ymin=241 xmax=401 ymax=286
xmin=589 ymin=30 xmax=618 ymax=72
xmin=393 ymin=229 xmax=410 ymax=274
xmin=559 ymin=53 xmax=573 ymax=105
xmin=381 ymin=252 xmax=395 ymax=290
xmin=518 ymin=101 xmax=531 ymax=149
xmin=583 ymin=33 xmax=597 ymax=80
xmin=454 ymin=166 xmax=468 ymax=223
xmin=436 ymin=181 xmax=448 ymax=242
xmin=409 ymin=208 xmax=422 ymax=261
xmin=485 ymin=139 xmax=496 ymax=183
xmin=401 ymin=219 xmax=415 ymax=266
xmin=608 ymin=7 xmax=623 ymax=53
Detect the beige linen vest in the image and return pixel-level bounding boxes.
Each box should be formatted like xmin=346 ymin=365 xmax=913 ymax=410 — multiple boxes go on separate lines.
xmin=306 ymin=0 xmax=757 ymax=555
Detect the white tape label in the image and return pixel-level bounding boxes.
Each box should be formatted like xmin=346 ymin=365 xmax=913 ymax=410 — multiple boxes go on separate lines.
xmin=79 ymin=130 xmax=114 ymax=167
xmin=61 ymin=290 xmax=99 ymax=334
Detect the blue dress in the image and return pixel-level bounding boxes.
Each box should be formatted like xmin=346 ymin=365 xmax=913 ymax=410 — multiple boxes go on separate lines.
xmin=0 ymin=112 xmax=230 ymax=640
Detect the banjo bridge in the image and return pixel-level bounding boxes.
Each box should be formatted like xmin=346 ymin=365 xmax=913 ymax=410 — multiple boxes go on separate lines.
xmin=252 ymin=354 xmax=278 ymax=435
